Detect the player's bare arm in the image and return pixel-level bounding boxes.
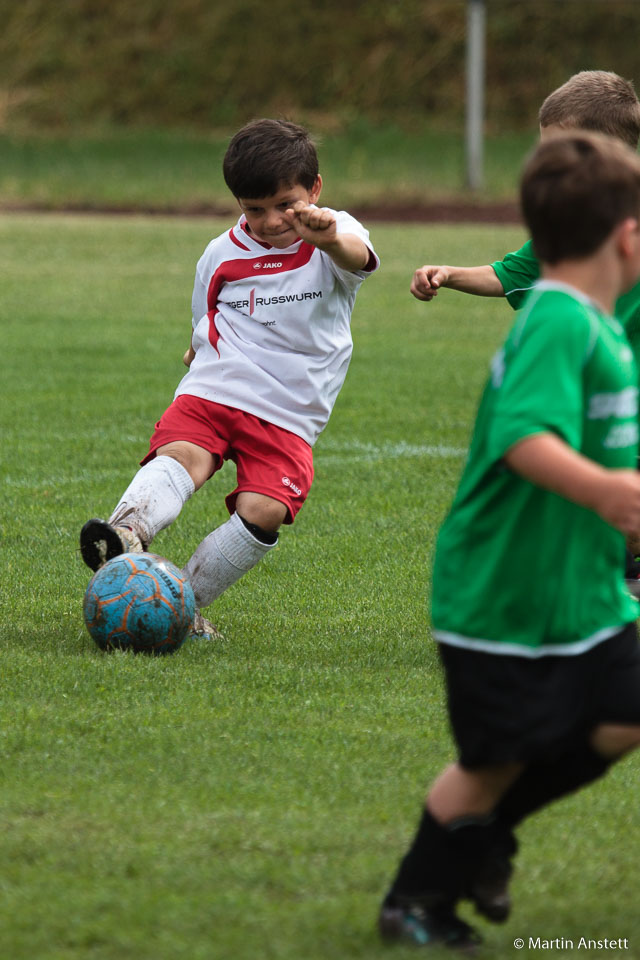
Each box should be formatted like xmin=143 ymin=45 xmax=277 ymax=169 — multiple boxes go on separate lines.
xmin=410 ymin=264 xmax=505 ymax=301
xmin=183 ymin=343 xmax=195 ymax=367
xmin=504 ymin=432 xmax=640 ymax=537
xmin=285 ymin=200 xmax=370 ymax=271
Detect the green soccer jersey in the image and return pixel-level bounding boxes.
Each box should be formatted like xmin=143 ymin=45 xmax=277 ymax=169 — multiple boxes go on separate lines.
xmin=492 ymin=240 xmax=640 ymax=369
xmin=491 ymin=240 xmax=540 ymax=311
xmin=431 ymin=282 xmax=639 ymax=657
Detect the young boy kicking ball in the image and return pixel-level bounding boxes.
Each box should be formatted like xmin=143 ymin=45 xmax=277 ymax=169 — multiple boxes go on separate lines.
xmin=80 ymin=119 xmax=379 ymax=634
xmin=380 ymin=132 xmax=640 ymax=951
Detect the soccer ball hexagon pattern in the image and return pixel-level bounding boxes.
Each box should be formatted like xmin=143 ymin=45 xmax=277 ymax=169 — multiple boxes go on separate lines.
xmin=83 ymin=553 xmax=195 ymax=654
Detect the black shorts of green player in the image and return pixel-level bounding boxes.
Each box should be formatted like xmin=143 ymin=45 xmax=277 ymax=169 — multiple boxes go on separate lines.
xmin=440 ymin=623 xmax=640 ymax=769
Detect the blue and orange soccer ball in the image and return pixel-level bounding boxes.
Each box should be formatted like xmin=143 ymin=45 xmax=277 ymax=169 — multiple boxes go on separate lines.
xmin=83 ymin=553 xmax=195 ymax=655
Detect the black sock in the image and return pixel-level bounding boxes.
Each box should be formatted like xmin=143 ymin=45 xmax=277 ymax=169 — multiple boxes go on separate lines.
xmin=385 ymin=808 xmax=500 ymax=909
xmin=238 ymin=514 xmax=279 ymax=545
xmin=496 ymin=744 xmax=611 ymax=827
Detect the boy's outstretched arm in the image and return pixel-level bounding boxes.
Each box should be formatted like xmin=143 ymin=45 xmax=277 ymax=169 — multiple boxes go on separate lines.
xmin=285 ymin=201 xmax=370 ymax=271
xmin=411 ymin=263 xmax=505 ymax=301
xmin=505 ymin=432 xmax=640 ymax=537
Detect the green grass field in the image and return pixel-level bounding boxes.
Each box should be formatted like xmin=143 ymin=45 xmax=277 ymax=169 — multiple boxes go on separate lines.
xmin=0 ymin=126 xmax=534 ymax=211
xmin=2 ymin=212 xmax=638 ymax=960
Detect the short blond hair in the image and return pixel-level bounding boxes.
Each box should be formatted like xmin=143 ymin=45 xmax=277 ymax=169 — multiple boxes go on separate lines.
xmin=539 ymin=71 xmax=640 ymax=149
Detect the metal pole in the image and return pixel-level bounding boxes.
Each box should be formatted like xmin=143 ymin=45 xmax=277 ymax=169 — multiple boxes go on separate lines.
xmin=465 ymin=0 xmax=486 ymax=191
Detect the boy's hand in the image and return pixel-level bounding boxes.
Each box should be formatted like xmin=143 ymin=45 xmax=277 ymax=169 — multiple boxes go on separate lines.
xmin=411 ymin=265 xmax=450 ymax=301
xmin=505 ymin=432 xmax=640 ymax=538
xmin=285 ymin=201 xmax=338 ymax=246
xmin=410 ymin=263 xmax=505 ymax=300
xmin=285 ymin=201 xmax=370 ymax=271
xmin=593 ymin=469 xmax=640 ymax=537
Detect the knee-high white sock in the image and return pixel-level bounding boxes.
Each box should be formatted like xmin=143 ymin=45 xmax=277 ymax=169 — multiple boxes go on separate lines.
xmin=183 ymin=511 xmax=277 ymax=608
xmin=109 ymin=455 xmax=195 ymax=546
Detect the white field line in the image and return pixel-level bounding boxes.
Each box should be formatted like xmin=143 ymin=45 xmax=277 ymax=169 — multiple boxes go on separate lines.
xmin=3 ymin=431 xmax=144 ymax=443
xmin=315 ymin=439 xmax=466 ymax=463
xmin=3 ymin=468 xmax=137 ymax=489
xmin=3 ymin=439 xmax=466 ymax=489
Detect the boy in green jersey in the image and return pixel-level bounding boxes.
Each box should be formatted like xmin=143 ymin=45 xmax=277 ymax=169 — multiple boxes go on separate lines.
xmin=410 ymin=71 xmax=640 ymax=320
xmin=410 ymin=70 xmax=640 ymax=584
xmin=379 ymin=133 xmax=640 ymax=951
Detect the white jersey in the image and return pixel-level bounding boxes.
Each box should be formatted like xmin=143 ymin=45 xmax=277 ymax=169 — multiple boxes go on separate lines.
xmin=175 ymin=209 xmax=379 ymax=446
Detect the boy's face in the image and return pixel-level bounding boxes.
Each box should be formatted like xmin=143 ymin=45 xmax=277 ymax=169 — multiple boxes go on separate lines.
xmin=237 ymin=176 xmax=322 ymax=248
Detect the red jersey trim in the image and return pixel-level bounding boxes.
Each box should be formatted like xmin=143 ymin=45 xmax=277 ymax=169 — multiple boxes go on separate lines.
xmin=241 ymin=221 xmax=273 ymax=250
xmin=229 ymin=228 xmax=250 ymax=251
xmin=207 ymin=308 xmax=222 ymax=356
xmin=206 ymin=243 xmax=316 ymax=353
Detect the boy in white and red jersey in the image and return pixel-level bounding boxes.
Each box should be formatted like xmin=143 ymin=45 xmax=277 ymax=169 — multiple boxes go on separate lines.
xmin=80 ymin=119 xmax=379 ymax=635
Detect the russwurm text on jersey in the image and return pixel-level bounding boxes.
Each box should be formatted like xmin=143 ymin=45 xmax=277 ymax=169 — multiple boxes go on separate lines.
xmin=227 ymin=290 xmax=323 ymax=313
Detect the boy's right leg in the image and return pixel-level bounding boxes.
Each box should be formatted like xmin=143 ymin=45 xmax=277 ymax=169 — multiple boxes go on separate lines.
xmin=80 ymin=452 xmax=199 ymax=572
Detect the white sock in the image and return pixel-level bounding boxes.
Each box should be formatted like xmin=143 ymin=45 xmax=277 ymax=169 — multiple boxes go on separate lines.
xmin=183 ymin=510 xmax=277 ymax=608
xmin=109 ymin=455 xmax=195 ymax=546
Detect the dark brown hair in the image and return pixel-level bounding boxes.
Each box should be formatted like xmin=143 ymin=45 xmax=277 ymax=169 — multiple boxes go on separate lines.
xmin=521 ymin=132 xmax=640 ymax=265
xmin=539 ymin=71 xmax=640 ymax=149
xmin=223 ymin=118 xmax=319 ymax=199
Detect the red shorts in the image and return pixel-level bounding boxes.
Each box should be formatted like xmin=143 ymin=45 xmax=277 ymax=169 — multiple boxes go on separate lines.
xmin=142 ymin=395 xmax=314 ymax=523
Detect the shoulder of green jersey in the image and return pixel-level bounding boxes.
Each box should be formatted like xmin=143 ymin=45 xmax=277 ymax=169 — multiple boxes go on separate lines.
xmin=515 ymin=281 xmax=616 ymax=365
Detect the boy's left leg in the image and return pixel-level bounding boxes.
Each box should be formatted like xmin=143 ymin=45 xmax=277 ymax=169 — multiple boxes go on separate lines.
xmin=590 ymin=721 xmax=640 ymax=756
xmin=496 ymin=741 xmax=612 ymax=828
xmin=497 ymin=623 xmax=640 ymax=827
xmin=495 ymin=722 xmax=640 ymax=826
xmin=485 ymin=632 xmax=640 ymax=923
xmin=481 ymin=723 xmax=640 ymax=925
xmin=183 ymin=492 xmax=285 ymax=618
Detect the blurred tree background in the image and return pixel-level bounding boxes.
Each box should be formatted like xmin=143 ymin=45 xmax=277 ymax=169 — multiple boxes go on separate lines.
xmin=0 ymin=0 xmax=638 ymax=135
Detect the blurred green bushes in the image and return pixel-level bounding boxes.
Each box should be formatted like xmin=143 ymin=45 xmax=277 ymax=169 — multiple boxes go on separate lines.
xmin=0 ymin=0 xmax=638 ymax=133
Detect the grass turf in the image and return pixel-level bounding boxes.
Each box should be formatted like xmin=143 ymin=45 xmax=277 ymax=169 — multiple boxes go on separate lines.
xmin=0 ymin=125 xmax=535 ymax=211
xmin=1 ymin=213 xmax=638 ymax=960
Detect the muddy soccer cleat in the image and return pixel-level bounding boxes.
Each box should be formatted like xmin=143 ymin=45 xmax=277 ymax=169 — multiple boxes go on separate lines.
xmin=189 ymin=609 xmax=224 ymax=641
xmin=80 ymin=518 xmax=145 ymax=572
xmin=379 ymin=901 xmax=481 ymax=953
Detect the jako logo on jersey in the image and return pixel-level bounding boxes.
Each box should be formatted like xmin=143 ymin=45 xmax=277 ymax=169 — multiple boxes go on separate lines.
xmin=254 ymin=261 xmax=283 ymax=269
xmin=282 ymin=476 xmax=302 ymax=496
